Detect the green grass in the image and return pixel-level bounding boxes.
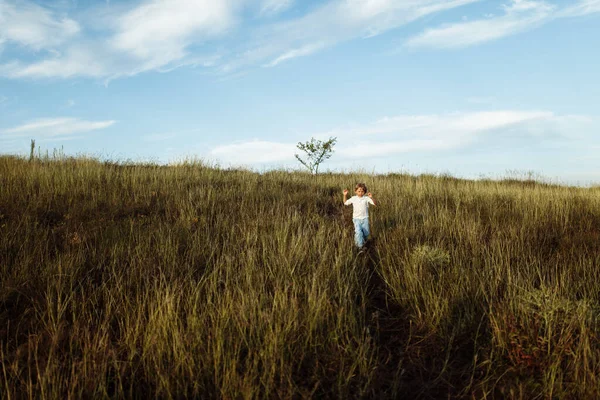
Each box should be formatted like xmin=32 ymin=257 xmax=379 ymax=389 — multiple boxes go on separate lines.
xmin=1 ymin=154 xmax=600 ymax=398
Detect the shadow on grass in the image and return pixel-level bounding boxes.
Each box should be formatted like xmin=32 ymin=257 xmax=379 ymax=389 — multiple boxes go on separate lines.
xmin=359 ymin=238 xmax=408 ymax=397
xmin=359 ymin=238 xmax=493 ymax=399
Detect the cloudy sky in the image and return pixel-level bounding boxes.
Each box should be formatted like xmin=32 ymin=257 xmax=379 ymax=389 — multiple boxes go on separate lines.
xmin=1 ymin=0 xmax=599 ymax=184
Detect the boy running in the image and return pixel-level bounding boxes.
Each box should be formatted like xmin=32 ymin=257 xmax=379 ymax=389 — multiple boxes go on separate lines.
xmin=343 ymin=183 xmax=376 ymax=250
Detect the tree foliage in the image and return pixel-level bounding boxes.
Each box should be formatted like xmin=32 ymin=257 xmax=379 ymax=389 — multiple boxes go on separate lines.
xmin=295 ymin=136 xmax=337 ymax=174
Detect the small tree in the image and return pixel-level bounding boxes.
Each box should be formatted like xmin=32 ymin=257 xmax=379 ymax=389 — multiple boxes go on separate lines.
xmin=295 ymin=136 xmax=337 ymax=174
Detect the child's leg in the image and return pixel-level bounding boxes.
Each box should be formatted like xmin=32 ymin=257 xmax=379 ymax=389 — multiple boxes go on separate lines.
xmin=361 ymin=218 xmax=370 ymax=240
xmin=353 ymin=218 xmax=365 ymax=248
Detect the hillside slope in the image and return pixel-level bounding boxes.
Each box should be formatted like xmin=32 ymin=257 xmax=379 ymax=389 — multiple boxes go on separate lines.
xmin=2 ymin=155 xmax=600 ymax=398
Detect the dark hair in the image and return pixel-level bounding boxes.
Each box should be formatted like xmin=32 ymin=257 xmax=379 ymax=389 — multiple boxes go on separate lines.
xmin=355 ymin=183 xmax=367 ymax=192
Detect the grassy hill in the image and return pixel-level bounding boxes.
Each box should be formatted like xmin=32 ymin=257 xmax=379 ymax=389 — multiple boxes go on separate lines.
xmin=2 ymin=155 xmax=600 ymax=398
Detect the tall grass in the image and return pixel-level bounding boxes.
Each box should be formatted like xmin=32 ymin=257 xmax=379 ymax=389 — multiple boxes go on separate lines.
xmin=1 ymin=155 xmax=600 ymax=398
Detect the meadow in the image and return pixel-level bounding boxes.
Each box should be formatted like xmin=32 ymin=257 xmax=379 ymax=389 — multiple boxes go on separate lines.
xmin=1 ymin=154 xmax=600 ymax=399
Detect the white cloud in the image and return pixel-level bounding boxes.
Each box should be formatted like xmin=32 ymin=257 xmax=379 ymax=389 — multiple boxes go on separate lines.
xmin=109 ymin=0 xmax=236 ymax=70
xmin=210 ymin=140 xmax=296 ymax=164
xmin=339 ymin=139 xmax=449 ymax=157
xmin=207 ymin=110 xmax=589 ymax=164
xmin=440 ymin=110 xmax=552 ymax=132
xmin=405 ymin=0 xmax=600 ymax=49
xmin=260 ymin=0 xmax=294 ymax=16
xmin=0 ymin=0 xmax=238 ymax=80
xmin=0 ymin=0 xmax=598 ymax=80
xmin=406 ymin=0 xmax=555 ymax=49
xmin=1 ymin=0 xmax=478 ymax=78
xmin=264 ymin=42 xmax=327 ymax=67
xmin=226 ymin=0 xmax=480 ymax=70
xmin=1 ymin=117 xmax=116 ymax=139
xmin=206 ymin=110 xmax=596 ymax=169
xmin=558 ymin=0 xmax=600 ymax=17
xmin=0 ymin=1 xmax=80 ymax=50
xmin=0 ymin=45 xmax=108 ymax=79
xmin=315 ymin=111 xmax=551 ymax=139
xmin=320 ymin=110 xmax=590 ymax=158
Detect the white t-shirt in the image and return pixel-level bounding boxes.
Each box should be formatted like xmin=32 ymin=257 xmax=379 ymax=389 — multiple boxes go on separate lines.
xmin=344 ymin=195 xmax=375 ymax=219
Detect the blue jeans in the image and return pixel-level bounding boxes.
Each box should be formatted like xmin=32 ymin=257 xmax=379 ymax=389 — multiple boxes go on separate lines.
xmin=353 ymin=218 xmax=370 ymax=248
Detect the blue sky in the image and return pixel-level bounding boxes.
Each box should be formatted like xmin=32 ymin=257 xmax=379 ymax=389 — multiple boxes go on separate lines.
xmin=1 ymin=0 xmax=599 ymax=185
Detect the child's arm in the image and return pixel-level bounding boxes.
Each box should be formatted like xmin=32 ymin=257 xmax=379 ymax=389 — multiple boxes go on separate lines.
xmin=343 ymin=189 xmax=348 ymax=205
xmin=368 ymin=192 xmax=376 ymax=206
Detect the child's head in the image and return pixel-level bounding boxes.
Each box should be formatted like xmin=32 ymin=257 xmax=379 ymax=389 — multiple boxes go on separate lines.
xmin=355 ymin=183 xmax=367 ymax=197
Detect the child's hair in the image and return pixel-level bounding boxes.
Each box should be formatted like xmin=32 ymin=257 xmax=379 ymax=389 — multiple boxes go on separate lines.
xmin=355 ymin=183 xmax=367 ymax=192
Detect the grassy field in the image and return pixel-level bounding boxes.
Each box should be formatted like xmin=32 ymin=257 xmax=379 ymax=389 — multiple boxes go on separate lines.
xmin=2 ymin=154 xmax=600 ymax=399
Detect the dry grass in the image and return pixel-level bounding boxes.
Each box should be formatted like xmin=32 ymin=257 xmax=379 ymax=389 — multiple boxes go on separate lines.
xmin=1 ymin=154 xmax=600 ymax=399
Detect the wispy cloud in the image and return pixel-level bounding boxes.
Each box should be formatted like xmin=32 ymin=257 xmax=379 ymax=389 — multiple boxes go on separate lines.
xmin=109 ymin=0 xmax=236 ymax=72
xmin=207 ymin=110 xmax=594 ymax=165
xmin=0 ymin=0 xmax=238 ymax=80
xmin=264 ymin=42 xmax=327 ymax=67
xmin=0 ymin=43 xmax=112 ymax=79
xmin=1 ymin=117 xmax=116 ymax=139
xmin=0 ymin=0 xmax=480 ymax=79
xmin=406 ymin=0 xmax=555 ymax=49
xmin=225 ymin=0 xmax=480 ymax=71
xmin=1 ymin=0 xmax=598 ymax=80
xmin=331 ymin=110 xmax=592 ymax=158
xmin=405 ymin=0 xmax=600 ymax=49
xmin=259 ymin=0 xmax=294 ymax=16
xmin=558 ymin=0 xmax=600 ymax=17
xmin=0 ymin=1 xmax=80 ymax=50
xmin=316 ymin=111 xmax=553 ymax=139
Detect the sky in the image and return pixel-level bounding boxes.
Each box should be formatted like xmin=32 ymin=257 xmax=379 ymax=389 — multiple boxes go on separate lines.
xmin=1 ymin=0 xmax=599 ymax=185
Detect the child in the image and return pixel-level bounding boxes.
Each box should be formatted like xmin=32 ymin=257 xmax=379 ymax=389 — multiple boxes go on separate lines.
xmin=343 ymin=183 xmax=376 ymax=250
